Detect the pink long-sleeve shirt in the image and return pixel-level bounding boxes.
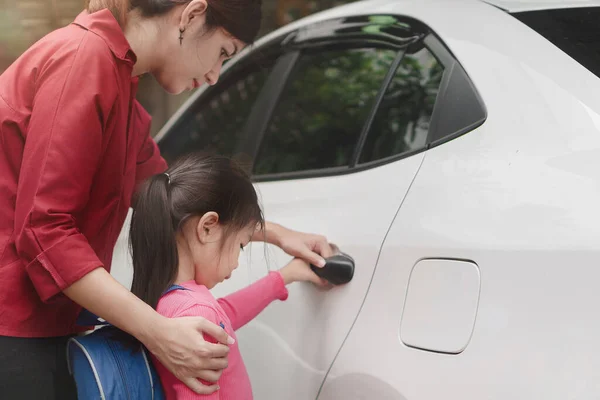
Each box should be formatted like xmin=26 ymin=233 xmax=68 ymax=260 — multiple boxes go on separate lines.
xmin=152 ymin=271 xmax=289 ymax=400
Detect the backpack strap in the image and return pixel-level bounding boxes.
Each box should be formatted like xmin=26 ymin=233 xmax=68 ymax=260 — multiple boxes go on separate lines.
xmin=76 ymin=284 xmax=191 ymax=327
xmin=163 ymin=284 xmax=189 ymax=295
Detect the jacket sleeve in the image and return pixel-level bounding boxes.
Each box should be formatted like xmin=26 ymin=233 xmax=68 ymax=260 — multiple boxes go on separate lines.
xmin=14 ymin=33 xmax=119 ymax=302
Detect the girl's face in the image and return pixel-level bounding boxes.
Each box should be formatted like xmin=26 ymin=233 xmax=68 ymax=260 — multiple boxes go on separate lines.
xmin=152 ymin=0 xmax=246 ymax=94
xmin=190 ymin=212 xmax=256 ymax=289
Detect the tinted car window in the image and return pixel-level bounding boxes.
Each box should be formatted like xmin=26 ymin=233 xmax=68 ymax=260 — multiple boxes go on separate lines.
xmin=159 ymin=61 xmax=274 ymax=164
xmin=359 ymin=46 xmax=444 ymax=163
xmin=253 ymin=47 xmax=398 ymax=175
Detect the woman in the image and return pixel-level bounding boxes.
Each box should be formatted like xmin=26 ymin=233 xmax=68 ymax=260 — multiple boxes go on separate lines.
xmin=0 ymin=0 xmax=332 ymax=398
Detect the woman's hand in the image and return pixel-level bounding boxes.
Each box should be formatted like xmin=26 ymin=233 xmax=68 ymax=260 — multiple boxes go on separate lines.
xmin=279 ymin=258 xmax=331 ymax=288
xmin=144 ymin=315 xmax=234 ymax=394
xmin=63 ymin=268 xmax=235 ymax=395
xmin=260 ymin=222 xmax=333 ymax=267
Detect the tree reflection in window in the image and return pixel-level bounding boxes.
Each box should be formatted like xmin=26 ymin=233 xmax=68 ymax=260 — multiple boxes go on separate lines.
xmin=254 ymin=47 xmax=398 ymax=175
xmin=159 ymin=63 xmax=274 ymax=164
xmin=359 ymin=46 xmax=444 ymax=163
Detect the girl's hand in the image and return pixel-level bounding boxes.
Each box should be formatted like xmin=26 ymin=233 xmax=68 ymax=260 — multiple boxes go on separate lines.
xmin=279 ymin=258 xmax=331 ymax=288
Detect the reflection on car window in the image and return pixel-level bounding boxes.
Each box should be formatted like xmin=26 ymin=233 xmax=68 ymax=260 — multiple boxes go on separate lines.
xmin=159 ymin=62 xmax=274 ymax=164
xmin=253 ymin=47 xmax=398 ymax=175
xmin=359 ymin=46 xmax=444 ymax=164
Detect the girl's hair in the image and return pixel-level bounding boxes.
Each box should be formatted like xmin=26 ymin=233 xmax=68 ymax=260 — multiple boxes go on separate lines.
xmin=86 ymin=0 xmax=262 ymax=44
xmin=129 ymin=152 xmax=264 ymax=309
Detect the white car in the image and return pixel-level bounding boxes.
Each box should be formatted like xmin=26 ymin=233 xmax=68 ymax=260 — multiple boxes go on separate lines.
xmin=112 ymin=0 xmax=600 ymax=398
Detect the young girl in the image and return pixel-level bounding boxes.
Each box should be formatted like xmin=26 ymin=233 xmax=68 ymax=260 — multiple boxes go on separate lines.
xmin=130 ymin=152 xmax=329 ymax=399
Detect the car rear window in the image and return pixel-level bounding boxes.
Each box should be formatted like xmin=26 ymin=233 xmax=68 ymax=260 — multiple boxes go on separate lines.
xmin=512 ymin=7 xmax=600 ymax=78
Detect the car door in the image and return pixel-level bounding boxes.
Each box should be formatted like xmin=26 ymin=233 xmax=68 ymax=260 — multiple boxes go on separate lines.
xmin=208 ymin=16 xmax=452 ymax=400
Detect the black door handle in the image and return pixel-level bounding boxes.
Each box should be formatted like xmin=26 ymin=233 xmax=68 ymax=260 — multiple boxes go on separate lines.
xmin=310 ymin=252 xmax=355 ymax=285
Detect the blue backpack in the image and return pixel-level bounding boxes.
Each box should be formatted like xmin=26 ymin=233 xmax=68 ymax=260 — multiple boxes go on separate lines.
xmin=67 ymin=285 xmax=189 ymax=400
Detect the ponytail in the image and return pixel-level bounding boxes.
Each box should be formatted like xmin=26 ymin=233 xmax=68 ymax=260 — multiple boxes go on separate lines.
xmin=130 ymin=173 xmax=179 ymax=309
xmin=86 ymin=0 xmax=130 ymax=26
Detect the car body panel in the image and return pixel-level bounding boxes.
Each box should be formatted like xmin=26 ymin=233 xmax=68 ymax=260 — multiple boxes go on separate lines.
xmin=211 ymin=154 xmax=424 ymax=399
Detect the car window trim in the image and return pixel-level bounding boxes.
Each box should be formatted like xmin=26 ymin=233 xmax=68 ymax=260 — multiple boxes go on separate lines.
xmin=251 ymin=33 xmax=479 ymax=182
xmin=350 ymin=48 xmax=407 ymax=167
xmin=424 ymin=34 xmax=487 ymax=147
xmin=253 ymin=145 xmax=428 ymax=183
xmin=288 ymin=14 xmax=429 ymax=50
xmin=421 ymin=34 xmax=454 ymax=147
xmin=234 ymin=50 xmax=301 ymax=160
xmin=353 ymin=34 xmax=451 ymax=166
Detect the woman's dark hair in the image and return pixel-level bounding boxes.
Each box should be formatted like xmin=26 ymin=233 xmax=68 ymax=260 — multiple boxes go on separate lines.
xmin=129 ymin=152 xmax=264 ymax=309
xmin=86 ymin=0 xmax=262 ymax=44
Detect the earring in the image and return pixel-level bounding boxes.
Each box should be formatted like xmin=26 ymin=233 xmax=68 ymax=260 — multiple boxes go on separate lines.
xmin=179 ymin=28 xmax=185 ymax=46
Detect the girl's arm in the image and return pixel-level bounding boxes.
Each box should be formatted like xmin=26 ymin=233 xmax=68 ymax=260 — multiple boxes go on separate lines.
xmin=217 ymin=271 xmax=289 ymax=331
xmin=216 ymin=259 xmax=330 ymax=331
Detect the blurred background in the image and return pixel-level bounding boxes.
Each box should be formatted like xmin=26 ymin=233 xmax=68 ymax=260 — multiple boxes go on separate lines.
xmin=0 ymin=0 xmax=355 ymax=136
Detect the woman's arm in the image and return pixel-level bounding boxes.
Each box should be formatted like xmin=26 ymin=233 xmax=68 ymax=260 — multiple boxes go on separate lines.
xmin=155 ymin=303 xmax=226 ymax=400
xmin=64 ymin=268 xmax=231 ymax=394
xmin=252 ymin=221 xmax=333 ymax=267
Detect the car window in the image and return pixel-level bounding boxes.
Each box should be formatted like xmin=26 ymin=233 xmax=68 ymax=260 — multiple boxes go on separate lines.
xmin=158 ymin=61 xmax=275 ymax=164
xmin=359 ymin=45 xmax=444 ymax=164
xmin=253 ymin=47 xmax=398 ymax=176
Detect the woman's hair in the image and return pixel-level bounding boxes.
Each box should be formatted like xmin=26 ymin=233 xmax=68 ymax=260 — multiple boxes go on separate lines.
xmin=129 ymin=152 xmax=264 ymax=309
xmin=86 ymin=0 xmax=262 ymax=44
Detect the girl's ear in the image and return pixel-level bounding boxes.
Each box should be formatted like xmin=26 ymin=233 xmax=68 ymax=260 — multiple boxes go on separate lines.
xmin=197 ymin=211 xmax=220 ymax=244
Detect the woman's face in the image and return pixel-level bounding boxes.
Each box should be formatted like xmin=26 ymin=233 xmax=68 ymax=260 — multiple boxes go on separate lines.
xmin=152 ymin=0 xmax=246 ymax=94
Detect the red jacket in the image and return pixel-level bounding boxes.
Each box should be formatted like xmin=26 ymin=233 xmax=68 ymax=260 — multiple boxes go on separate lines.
xmin=0 ymin=9 xmax=167 ymax=337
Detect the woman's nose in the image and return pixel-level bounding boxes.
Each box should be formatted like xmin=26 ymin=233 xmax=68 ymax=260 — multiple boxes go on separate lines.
xmin=205 ymin=62 xmax=223 ymax=86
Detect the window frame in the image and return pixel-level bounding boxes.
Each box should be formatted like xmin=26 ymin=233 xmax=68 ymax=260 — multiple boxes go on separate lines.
xmin=252 ymin=16 xmax=486 ymax=182
xmin=156 ymin=14 xmax=487 ymax=182
xmin=251 ymin=43 xmax=406 ymax=177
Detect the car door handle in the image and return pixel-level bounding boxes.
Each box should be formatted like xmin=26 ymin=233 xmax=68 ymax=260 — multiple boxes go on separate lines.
xmin=310 ymin=252 xmax=355 ymax=285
